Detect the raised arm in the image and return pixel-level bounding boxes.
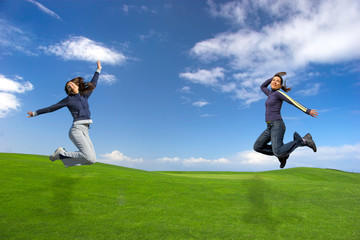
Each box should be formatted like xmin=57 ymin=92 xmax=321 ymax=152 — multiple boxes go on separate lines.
xmin=260 ymin=78 xmax=272 ymax=96
xmin=84 ymin=61 xmax=102 ymax=98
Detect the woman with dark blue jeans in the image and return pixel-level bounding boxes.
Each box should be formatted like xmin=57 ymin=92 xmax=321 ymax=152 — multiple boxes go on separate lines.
xmin=253 ymin=72 xmax=318 ymax=168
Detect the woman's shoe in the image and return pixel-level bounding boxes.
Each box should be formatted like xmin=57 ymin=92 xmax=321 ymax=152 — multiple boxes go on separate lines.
xmin=278 ymin=155 xmax=289 ymax=168
xmin=49 ymin=147 xmax=65 ymax=161
xmin=303 ymin=133 xmax=317 ymax=152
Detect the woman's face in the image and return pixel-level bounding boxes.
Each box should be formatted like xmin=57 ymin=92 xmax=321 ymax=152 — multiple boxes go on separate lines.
xmin=271 ymin=76 xmax=282 ymax=90
xmin=66 ymin=81 xmax=79 ymax=94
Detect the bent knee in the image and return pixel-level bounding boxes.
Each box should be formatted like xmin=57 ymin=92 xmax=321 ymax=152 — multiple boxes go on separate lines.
xmin=253 ymin=143 xmax=262 ymax=153
xmin=84 ymin=155 xmax=96 ymax=164
xmin=273 ymin=149 xmax=286 ymax=158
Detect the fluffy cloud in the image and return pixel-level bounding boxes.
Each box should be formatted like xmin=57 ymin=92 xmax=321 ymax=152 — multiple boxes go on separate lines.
xmin=100 ymin=150 xmax=143 ymax=163
xmin=40 ymin=36 xmax=126 ymax=65
xmin=98 ymin=143 xmax=360 ymax=172
xmin=232 ymin=142 xmax=360 ymax=172
xmin=180 ymin=67 xmax=225 ymax=86
xmin=183 ymin=0 xmax=360 ymax=105
xmin=0 ymin=74 xmax=34 ymax=118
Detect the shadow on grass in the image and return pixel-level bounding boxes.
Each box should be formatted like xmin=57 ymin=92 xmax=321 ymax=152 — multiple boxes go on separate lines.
xmin=242 ymin=177 xmax=278 ymax=232
xmin=50 ymin=176 xmax=79 ymax=217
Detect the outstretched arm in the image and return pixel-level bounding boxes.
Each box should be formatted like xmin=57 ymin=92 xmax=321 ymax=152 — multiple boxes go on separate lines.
xmin=27 ymin=111 xmax=35 ymax=118
xmin=277 ymin=90 xmax=314 ymax=116
xmin=27 ymin=97 xmax=69 ymax=118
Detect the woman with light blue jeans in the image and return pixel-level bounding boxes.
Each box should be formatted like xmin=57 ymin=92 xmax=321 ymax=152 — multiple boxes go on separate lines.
xmin=27 ymin=61 xmax=102 ymax=168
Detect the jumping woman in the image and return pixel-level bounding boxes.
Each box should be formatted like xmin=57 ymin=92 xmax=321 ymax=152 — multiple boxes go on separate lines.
xmin=27 ymin=61 xmax=102 ymax=168
xmin=253 ymin=72 xmax=318 ymax=168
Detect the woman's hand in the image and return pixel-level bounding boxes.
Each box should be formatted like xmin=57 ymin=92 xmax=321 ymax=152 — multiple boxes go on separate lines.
xmin=310 ymin=109 xmax=318 ymax=118
xmin=97 ymin=60 xmax=102 ymax=71
xmin=27 ymin=111 xmax=34 ymax=118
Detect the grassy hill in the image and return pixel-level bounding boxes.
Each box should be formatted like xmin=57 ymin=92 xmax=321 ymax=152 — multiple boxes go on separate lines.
xmin=0 ymin=153 xmax=359 ymax=240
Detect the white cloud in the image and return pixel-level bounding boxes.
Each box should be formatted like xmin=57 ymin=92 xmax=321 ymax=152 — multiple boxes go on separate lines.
xmin=179 ymin=86 xmax=191 ymax=93
xmin=40 ymin=36 xmax=126 ymax=65
xmin=100 ymin=74 xmax=117 ymax=85
xmin=157 ymin=157 xmax=181 ymax=162
xmin=207 ymin=0 xmax=246 ymax=26
xmin=122 ymin=4 xmax=157 ymax=14
xmin=0 ymin=75 xmax=33 ymax=93
xmin=192 ymin=101 xmax=209 ymax=107
xmin=232 ymin=142 xmax=360 ymax=172
xmin=179 ymin=67 xmax=225 ymax=86
xmin=0 ymin=74 xmax=33 ymax=118
xmin=296 ymin=83 xmax=321 ymax=96
xmin=100 ymin=150 xmax=143 ymax=163
xmin=27 ymin=0 xmax=63 ymax=21
xmin=157 ymin=156 xmax=229 ymax=166
xmin=236 ymin=150 xmax=277 ymax=166
xmin=200 ymin=114 xmax=214 ymax=118
xmin=139 ymin=30 xmax=168 ymax=42
xmin=0 ymin=19 xmax=36 ymax=56
xmin=98 ymin=143 xmax=360 ymax=172
xmin=183 ymin=157 xmax=229 ymax=166
xmin=184 ymin=0 xmax=360 ymax=106
xmin=0 ymin=93 xmax=21 ymax=118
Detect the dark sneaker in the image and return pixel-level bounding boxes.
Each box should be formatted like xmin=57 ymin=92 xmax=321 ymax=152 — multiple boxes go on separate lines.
xmin=303 ymin=133 xmax=317 ymax=152
xmin=278 ymin=155 xmax=289 ymax=169
xmin=49 ymin=147 xmax=65 ymax=161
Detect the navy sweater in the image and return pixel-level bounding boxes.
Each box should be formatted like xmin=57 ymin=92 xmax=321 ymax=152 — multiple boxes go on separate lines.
xmin=261 ymin=78 xmax=311 ymax=122
xmin=35 ymin=71 xmax=99 ymax=122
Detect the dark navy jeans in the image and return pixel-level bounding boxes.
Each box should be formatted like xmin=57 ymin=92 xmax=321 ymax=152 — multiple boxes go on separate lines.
xmin=253 ymin=119 xmax=305 ymax=158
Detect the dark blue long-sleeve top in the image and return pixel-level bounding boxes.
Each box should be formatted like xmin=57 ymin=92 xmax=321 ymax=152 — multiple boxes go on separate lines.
xmin=261 ymin=78 xmax=311 ymax=122
xmin=35 ymin=71 xmax=99 ymax=122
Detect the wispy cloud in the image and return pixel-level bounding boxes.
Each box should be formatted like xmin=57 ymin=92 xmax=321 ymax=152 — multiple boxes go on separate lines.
xmin=182 ymin=0 xmax=360 ymax=106
xmin=99 ymin=74 xmax=117 ymax=85
xmin=192 ymin=101 xmax=209 ymax=107
xmin=27 ymin=0 xmax=63 ymax=21
xmin=40 ymin=36 xmax=127 ymax=65
xmin=122 ymin=4 xmax=157 ymax=14
xmin=296 ymin=83 xmax=321 ymax=96
xmin=0 ymin=74 xmax=34 ymax=118
xmin=0 ymin=19 xmax=36 ymax=56
xmin=139 ymin=30 xmax=168 ymax=42
xmin=157 ymin=156 xmax=229 ymax=166
xmin=179 ymin=86 xmax=191 ymax=94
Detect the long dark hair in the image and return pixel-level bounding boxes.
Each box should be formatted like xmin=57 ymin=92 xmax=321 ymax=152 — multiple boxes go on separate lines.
xmin=274 ymin=74 xmax=292 ymax=92
xmin=65 ymin=77 xmax=95 ymax=96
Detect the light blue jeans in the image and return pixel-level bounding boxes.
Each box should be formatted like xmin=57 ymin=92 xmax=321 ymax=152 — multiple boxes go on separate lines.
xmin=253 ymin=119 xmax=305 ymax=158
xmin=60 ymin=124 xmax=96 ymax=167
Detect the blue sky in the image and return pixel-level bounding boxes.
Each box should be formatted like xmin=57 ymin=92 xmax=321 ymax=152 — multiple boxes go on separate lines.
xmin=0 ymin=0 xmax=359 ymax=172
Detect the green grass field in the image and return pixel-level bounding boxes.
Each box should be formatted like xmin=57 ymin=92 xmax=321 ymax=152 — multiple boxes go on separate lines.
xmin=0 ymin=153 xmax=359 ymax=240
